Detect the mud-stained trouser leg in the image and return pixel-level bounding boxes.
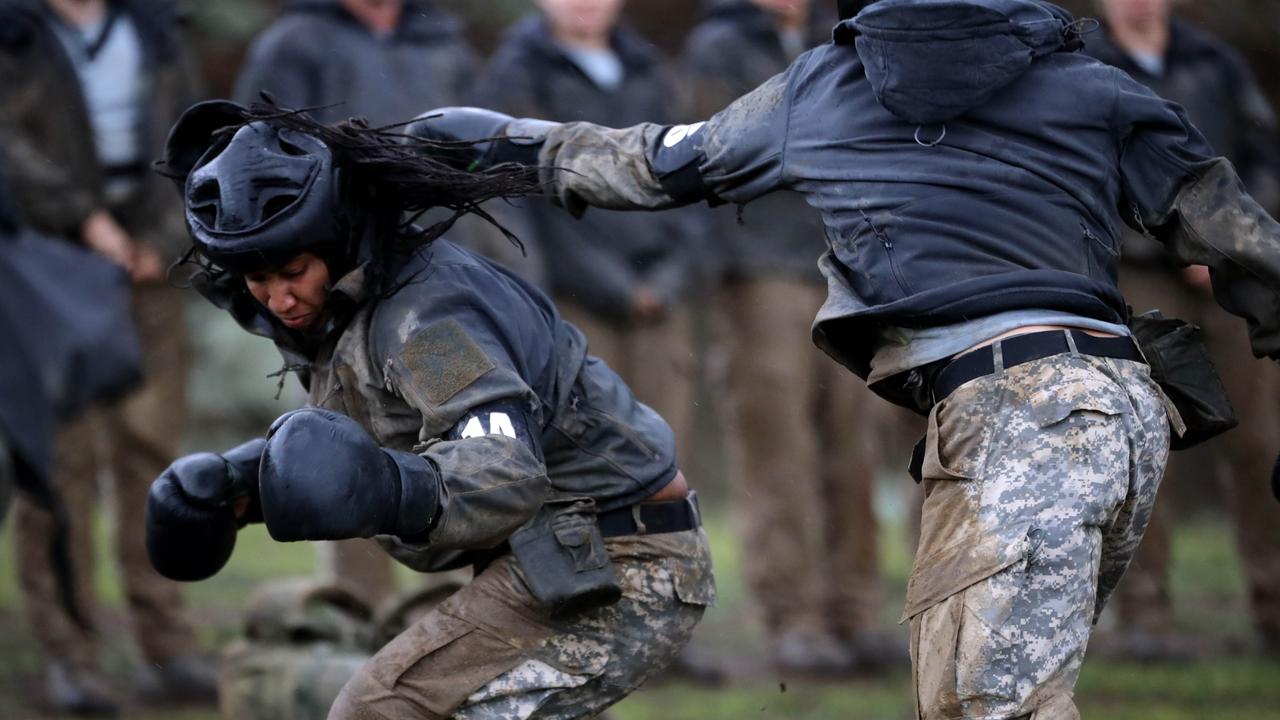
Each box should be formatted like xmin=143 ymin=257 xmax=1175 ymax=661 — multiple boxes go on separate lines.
xmin=327 ymin=530 xmax=714 ymax=720
xmin=905 ymin=353 xmax=1171 ymax=720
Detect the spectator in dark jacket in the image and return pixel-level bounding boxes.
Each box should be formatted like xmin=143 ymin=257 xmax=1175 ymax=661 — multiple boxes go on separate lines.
xmin=1084 ymin=0 xmax=1280 ymax=659
xmin=0 ymin=0 xmax=210 ymax=713
xmin=234 ymin=0 xmax=538 ymax=606
xmin=477 ymin=0 xmax=707 ymax=478
xmin=234 ymin=0 xmax=476 ymax=127
xmin=684 ymin=0 xmax=913 ymax=676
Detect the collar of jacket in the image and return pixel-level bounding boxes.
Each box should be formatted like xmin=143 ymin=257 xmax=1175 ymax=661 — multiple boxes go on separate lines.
xmin=507 ymin=12 xmax=660 ymax=80
xmin=1088 ymin=18 xmax=1231 ymax=76
xmin=283 ymin=0 xmax=461 ymax=43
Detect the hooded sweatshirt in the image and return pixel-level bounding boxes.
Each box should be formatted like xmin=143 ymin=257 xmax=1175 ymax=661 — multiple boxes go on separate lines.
xmin=537 ymin=0 xmax=1280 ymax=408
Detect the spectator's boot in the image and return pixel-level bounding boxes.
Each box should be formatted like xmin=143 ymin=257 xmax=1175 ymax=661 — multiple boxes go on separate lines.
xmin=135 ymin=651 xmax=219 ymax=705
xmin=46 ymin=660 xmax=119 ymax=717
xmin=770 ymin=627 xmax=857 ymax=678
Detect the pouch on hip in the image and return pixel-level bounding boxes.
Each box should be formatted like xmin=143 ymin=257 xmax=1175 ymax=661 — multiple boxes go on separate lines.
xmin=510 ymin=496 xmax=622 ymax=618
xmin=1128 ymin=309 xmax=1236 ymax=450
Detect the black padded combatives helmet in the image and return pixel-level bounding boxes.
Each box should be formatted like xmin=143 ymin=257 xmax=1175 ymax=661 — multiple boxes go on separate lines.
xmin=162 ymin=101 xmax=354 ymax=275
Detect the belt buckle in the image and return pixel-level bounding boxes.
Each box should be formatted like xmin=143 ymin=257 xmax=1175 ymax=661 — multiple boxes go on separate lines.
xmin=630 ymin=504 xmax=648 ymax=536
xmin=684 ymin=491 xmax=701 ymax=528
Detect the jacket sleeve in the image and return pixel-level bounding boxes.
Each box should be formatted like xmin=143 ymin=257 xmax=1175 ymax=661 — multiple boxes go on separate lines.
xmin=478 ymin=45 xmax=641 ymax=318
xmin=1115 ymin=68 xmax=1280 ymax=359
xmin=531 ymin=205 xmax=639 ymax=320
xmin=639 ymin=205 xmax=710 ymax=308
xmin=0 ymin=56 xmax=97 ymax=235
xmin=1226 ymin=55 xmax=1280 ymax=213
xmin=370 ymin=276 xmax=551 ymax=553
xmin=538 ymin=61 xmax=800 ymax=213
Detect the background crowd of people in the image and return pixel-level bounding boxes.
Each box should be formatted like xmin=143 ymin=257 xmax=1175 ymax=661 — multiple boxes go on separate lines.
xmin=1 ymin=0 xmax=1278 ymax=717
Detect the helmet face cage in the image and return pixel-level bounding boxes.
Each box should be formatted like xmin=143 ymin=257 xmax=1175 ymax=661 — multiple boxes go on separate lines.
xmin=183 ymin=121 xmax=350 ymax=275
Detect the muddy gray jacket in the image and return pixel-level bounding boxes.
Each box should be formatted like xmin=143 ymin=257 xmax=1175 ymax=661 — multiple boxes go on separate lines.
xmin=234 ymin=0 xmax=476 ymax=126
xmin=1083 ymin=19 xmax=1280 ymax=265
xmin=683 ymin=1 xmax=831 ymax=283
xmin=524 ymin=0 xmax=1280 ymax=387
xmin=477 ymin=15 xmax=704 ymax=321
xmin=197 ymin=238 xmax=677 ymax=568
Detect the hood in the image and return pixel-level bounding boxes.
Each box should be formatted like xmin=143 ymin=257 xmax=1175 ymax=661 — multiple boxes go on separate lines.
xmin=836 ymin=0 xmax=1081 ymax=124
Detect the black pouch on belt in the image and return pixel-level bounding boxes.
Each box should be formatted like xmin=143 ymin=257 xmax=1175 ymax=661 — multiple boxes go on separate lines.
xmin=1128 ymin=309 xmax=1237 ymax=450
xmin=510 ymin=496 xmax=622 ymax=618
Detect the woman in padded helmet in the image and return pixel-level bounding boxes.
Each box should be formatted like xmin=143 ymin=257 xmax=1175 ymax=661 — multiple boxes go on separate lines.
xmin=144 ymin=101 xmax=714 ymax=720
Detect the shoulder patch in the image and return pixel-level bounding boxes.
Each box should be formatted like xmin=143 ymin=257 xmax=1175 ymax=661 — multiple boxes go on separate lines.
xmin=397 ymin=318 xmax=496 ymax=406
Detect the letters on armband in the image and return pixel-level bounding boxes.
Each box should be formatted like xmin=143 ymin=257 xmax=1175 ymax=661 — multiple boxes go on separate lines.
xmin=447 ymin=399 xmax=542 ymax=460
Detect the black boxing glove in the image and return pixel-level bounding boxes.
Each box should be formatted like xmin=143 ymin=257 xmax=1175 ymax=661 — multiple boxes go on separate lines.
xmin=404 ymin=107 xmax=557 ymax=172
xmin=145 ymin=438 xmax=266 ymax=581
xmin=258 ymin=407 xmax=441 ymax=542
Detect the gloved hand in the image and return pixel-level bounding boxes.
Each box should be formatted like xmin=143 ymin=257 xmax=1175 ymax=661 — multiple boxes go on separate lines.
xmin=145 ymin=438 xmax=266 ymax=581
xmin=404 ymin=107 xmax=556 ymax=172
xmin=259 ymin=407 xmax=441 ymax=542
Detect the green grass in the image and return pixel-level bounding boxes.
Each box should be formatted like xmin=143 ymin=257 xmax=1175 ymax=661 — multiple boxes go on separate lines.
xmin=0 ymin=511 xmax=1276 ymax=719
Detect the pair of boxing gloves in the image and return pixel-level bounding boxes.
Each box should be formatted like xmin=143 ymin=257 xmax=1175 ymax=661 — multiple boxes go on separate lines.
xmin=145 ymin=408 xmax=441 ymax=582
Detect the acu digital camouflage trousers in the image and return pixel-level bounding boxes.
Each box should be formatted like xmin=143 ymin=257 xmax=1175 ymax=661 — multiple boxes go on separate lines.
xmin=327 ymin=528 xmax=714 ymax=720
xmin=907 ymin=350 xmax=1172 ymax=720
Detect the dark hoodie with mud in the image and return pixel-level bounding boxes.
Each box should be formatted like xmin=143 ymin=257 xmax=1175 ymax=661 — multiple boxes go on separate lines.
xmin=532 ymin=0 xmax=1280 ymax=400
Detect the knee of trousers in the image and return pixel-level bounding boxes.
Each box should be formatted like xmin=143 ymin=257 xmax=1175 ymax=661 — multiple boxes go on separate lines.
xmin=327 ymin=668 xmax=446 ymax=720
xmin=909 ymin=547 xmax=1088 ymax=720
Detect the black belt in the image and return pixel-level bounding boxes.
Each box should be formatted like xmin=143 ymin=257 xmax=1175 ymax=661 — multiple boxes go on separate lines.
xmin=597 ymin=492 xmax=701 ymax=538
xmin=931 ymin=329 xmax=1144 ymax=404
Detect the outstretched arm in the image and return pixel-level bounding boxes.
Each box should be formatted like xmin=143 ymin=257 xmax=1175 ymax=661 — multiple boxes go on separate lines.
xmin=1115 ymin=68 xmax=1280 ymax=360
xmin=412 ymin=59 xmax=805 ymax=214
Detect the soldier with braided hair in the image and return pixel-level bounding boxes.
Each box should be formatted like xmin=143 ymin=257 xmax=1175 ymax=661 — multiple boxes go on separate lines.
xmin=145 ymin=100 xmax=715 ymax=720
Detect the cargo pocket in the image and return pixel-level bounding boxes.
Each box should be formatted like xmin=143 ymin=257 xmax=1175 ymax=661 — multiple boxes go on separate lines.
xmin=906 ymin=529 xmax=1041 ymax=717
xmin=1022 ymin=355 xmax=1131 ymax=429
xmin=667 ymin=554 xmax=717 ymax=608
xmin=369 ymin=612 xmax=530 ymax=718
xmin=921 ymin=375 xmax=1004 ymax=482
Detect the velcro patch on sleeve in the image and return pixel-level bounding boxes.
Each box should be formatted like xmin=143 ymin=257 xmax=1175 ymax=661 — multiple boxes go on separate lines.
xmin=397 ymin=319 xmax=496 ymax=406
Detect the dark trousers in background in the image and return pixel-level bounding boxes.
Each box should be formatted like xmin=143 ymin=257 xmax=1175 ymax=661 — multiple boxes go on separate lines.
xmin=716 ymin=278 xmax=888 ymax=641
xmin=1117 ymin=264 xmax=1280 ymax=645
xmin=13 ymin=284 xmax=198 ymax=669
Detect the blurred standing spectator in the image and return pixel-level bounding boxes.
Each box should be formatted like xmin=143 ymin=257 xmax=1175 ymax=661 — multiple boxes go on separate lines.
xmin=684 ymin=0 xmax=912 ymax=676
xmin=234 ymin=0 xmax=542 ymax=286
xmin=234 ymin=0 xmax=473 ymax=128
xmin=477 ymin=0 xmax=707 ymax=482
xmin=1085 ymin=0 xmax=1280 ymax=658
xmin=233 ymin=0 xmax=532 ymax=609
xmin=0 ymin=0 xmax=213 ymax=714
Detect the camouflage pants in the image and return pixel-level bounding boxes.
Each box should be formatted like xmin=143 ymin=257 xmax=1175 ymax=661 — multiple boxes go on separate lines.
xmin=907 ymin=351 xmax=1171 ymax=720
xmin=327 ymin=529 xmax=714 ymax=720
